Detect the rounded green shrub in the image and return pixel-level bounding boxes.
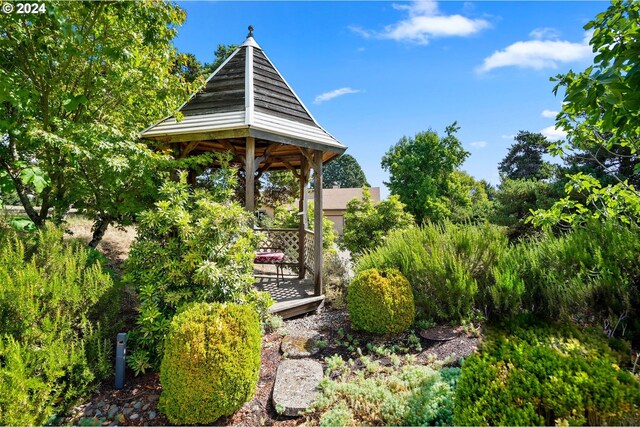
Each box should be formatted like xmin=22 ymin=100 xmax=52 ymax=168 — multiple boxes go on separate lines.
xmin=347 ymin=268 xmax=415 ymax=334
xmin=159 ymin=302 xmax=261 ymax=424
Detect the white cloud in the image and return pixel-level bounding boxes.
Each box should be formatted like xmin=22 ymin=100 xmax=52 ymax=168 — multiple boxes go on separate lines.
xmin=348 ymin=25 xmax=372 ymax=39
xmin=470 ymin=140 xmax=488 ymax=148
xmin=350 ymin=0 xmax=490 ymax=45
xmin=541 ymin=109 xmax=559 ymax=118
xmin=540 ymin=125 xmax=567 ymax=141
xmin=501 ymin=134 xmax=515 ymax=140
xmin=529 ymin=27 xmax=561 ymax=40
xmin=478 ymin=31 xmax=593 ymax=73
xmin=314 ymin=87 xmax=360 ymax=104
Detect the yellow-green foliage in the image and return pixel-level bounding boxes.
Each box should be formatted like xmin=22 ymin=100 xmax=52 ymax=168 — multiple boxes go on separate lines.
xmin=347 ymin=268 xmax=415 ymax=334
xmin=159 ymin=302 xmax=262 ymax=425
xmin=0 ymin=225 xmax=119 ymax=425
xmin=312 ymin=355 xmax=460 ymax=426
xmin=454 ymin=317 xmax=640 ymax=426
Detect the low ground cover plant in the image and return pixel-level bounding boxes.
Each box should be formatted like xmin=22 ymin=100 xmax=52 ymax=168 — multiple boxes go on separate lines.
xmin=0 ymin=226 xmax=120 ymax=425
xmin=347 ymin=268 xmax=415 ymax=334
xmin=454 ymin=317 xmax=640 ymax=426
xmin=159 ymin=302 xmax=261 ymax=424
xmin=311 ymin=355 xmax=459 ymax=426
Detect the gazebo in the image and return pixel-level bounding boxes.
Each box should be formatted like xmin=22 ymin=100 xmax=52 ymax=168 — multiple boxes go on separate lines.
xmin=141 ymin=27 xmax=347 ymax=317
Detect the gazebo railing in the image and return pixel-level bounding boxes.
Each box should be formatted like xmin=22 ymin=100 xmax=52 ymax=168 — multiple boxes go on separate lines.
xmin=304 ymin=229 xmax=315 ymax=275
xmin=255 ymin=228 xmax=299 ymax=266
xmin=254 ymin=227 xmax=315 ymax=277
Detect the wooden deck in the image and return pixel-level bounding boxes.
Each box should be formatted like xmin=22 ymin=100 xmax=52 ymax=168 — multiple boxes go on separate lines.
xmin=254 ymin=269 xmax=324 ymax=319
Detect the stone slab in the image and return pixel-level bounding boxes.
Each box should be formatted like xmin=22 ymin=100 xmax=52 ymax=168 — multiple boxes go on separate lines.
xmin=272 ymin=359 xmax=323 ymax=417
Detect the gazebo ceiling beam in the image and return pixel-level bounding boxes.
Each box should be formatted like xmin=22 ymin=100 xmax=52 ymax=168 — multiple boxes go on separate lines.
xmin=178 ymin=141 xmax=199 ymax=159
xmin=297 ymin=146 xmax=314 ymax=166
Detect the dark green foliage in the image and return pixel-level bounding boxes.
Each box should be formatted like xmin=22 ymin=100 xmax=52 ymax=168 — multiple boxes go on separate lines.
xmin=342 ymin=187 xmax=414 ymax=257
xmin=124 ymin=176 xmax=264 ymax=372
xmin=321 ymin=154 xmax=369 ymax=189
xmin=159 ymin=302 xmax=261 ymax=425
xmin=357 ymin=223 xmax=507 ymax=322
xmin=259 ymin=170 xmax=299 ymax=208
xmin=381 ymin=124 xmax=469 ymax=223
xmin=0 ymin=226 xmax=120 ymax=425
xmin=454 ymin=319 xmax=640 ymax=426
xmin=347 ymin=268 xmax=415 ymax=334
xmin=498 ymin=131 xmax=554 ymax=181
xmin=493 ymin=221 xmax=640 ymax=325
xmin=491 ymin=178 xmax=562 ymax=240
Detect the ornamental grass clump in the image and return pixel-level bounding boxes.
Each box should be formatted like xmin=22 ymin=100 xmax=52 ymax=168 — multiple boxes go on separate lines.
xmin=159 ymin=302 xmax=261 ymax=425
xmin=347 ymin=268 xmax=415 ymax=334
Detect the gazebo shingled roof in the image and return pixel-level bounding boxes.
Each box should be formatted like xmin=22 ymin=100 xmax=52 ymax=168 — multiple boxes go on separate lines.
xmin=141 ymin=27 xmax=346 ymax=171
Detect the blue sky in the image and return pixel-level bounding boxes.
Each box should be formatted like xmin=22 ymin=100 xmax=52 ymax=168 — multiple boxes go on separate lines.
xmin=173 ymin=1 xmax=607 ymax=197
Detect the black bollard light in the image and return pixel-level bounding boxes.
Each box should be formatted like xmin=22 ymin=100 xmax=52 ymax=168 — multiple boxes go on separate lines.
xmin=115 ymin=332 xmax=127 ymax=389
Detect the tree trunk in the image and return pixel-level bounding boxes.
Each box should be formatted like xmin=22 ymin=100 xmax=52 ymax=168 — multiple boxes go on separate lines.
xmin=89 ymin=217 xmax=110 ymax=249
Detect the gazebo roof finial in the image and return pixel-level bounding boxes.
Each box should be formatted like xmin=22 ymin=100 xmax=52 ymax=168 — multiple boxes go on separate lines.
xmin=248 ymin=25 xmax=254 ymax=38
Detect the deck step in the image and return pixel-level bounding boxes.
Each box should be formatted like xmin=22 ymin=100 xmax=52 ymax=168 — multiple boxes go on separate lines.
xmin=270 ymin=295 xmax=325 ymax=319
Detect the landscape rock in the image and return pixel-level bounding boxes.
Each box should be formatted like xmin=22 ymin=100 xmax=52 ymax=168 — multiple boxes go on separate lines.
xmin=280 ymin=332 xmax=322 ymax=358
xmin=272 ymin=359 xmax=323 ymax=417
xmin=107 ymin=405 xmax=119 ymax=418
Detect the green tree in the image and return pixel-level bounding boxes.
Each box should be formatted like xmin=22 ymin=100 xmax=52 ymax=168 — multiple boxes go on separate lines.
xmin=492 ymin=179 xmax=561 ymax=240
xmin=532 ymin=0 xmax=640 ymax=227
xmin=259 ymin=170 xmax=299 ymax=208
xmin=498 ymin=131 xmax=554 ymax=180
xmin=203 ymin=44 xmax=239 ymax=75
xmin=446 ymin=170 xmax=494 ymax=224
xmin=342 ymin=187 xmax=414 ymax=256
xmin=381 ymin=124 xmax=469 ymax=223
xmin=321 ymin=154 xmax=369 ymax=189
xmin=0 ymin=2 xmax=196 ymax=243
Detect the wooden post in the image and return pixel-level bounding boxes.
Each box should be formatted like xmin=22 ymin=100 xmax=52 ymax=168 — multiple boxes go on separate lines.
xmin=313 ymin=150 xmax=323 ymax=296
xmin=298 ymin=157 xmax=308 ymax=279
xmin=187 ymin=169 xmax=197 ymax=188
xmin=245 ymin=137 xmax=255 ymax=213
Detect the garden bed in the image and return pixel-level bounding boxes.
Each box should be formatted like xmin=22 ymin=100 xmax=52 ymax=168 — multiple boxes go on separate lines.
xmin=64 ymin=307 xmax=480 ymax=426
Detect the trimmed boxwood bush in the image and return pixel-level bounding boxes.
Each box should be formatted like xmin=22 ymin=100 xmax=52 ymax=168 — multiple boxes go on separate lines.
xmin=454 ymin=317 xmax=640 ymax=426
xmin=347 ymin=268 xmax=415 ymax=334
xmin=159 ymin=302 xmax=262 ymax=424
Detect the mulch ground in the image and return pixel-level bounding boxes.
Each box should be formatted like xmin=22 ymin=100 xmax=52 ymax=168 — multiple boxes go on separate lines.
xmin=66 ymin=307 xmax=480 ymax=426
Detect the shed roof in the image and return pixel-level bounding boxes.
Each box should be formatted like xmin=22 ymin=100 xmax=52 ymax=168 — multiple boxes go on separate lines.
xmin=307 ymin=187 xmax=381 ymax=211
xmin=141 ymin=29 xmax=346 ymax=160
